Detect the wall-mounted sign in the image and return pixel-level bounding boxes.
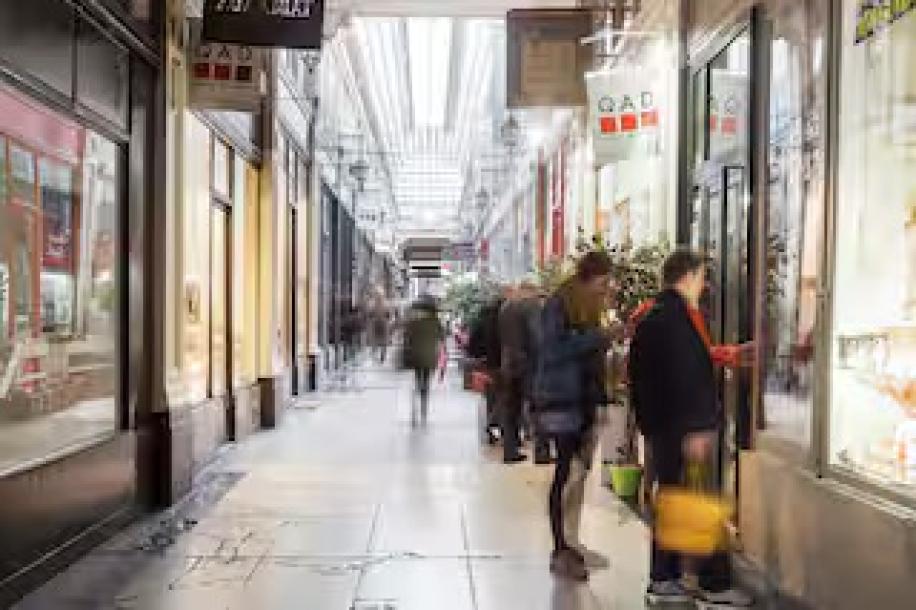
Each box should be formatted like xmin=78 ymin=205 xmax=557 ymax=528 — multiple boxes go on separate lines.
xmin=587 ymin=70 xmax=659 ymax=166
xmin=189 ymin=19 xmax=265 ymax=112
xmin=203 ymin=0 xmax=325 ymax=49
xmin=507 ymin=9 xmax=592 ymax=108
xmin=855 ymin=0 xmax=915 ymax=44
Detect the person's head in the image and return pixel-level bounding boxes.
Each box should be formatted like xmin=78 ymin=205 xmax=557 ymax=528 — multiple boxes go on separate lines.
xmin=661 ymin=249 xmax=707 ymax=307
xmin=574 ymin=251 xmax=615 ymax=300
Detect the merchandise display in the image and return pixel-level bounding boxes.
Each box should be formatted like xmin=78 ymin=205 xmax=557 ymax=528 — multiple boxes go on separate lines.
xmin=830 ymin=1 xmax=916 ymax=493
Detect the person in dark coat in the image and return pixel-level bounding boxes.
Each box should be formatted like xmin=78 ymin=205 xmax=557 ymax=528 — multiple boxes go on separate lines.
xmin=497 ymin=283 xmax=540 ymax=464
xmin=468 ymin=290 xmax=506 ymax=444
xmin=629 ymin=249 xmax=752 ymax=607
xmin=533 ymin=252 xmax=618 ymax=581
xmin=403 ymin=294 xmax=444 ymax=425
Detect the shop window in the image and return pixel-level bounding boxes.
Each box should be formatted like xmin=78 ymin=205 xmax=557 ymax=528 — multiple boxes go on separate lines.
xmin=0 ymin=0 xmax=74 ymax=97
xmin=212 ymin=138 xmax=231 ymax=202
xmin=759 ymin=0 xmax=828 ymax=449
xmin=831 ymin=3 xmax=916 ymax=491
xmin=76 ymin=18 xmax=129 ymax=129
xmin=10 ymin=145 xmax=36 ymax=207
xmin=0 ymin=88 xmax=119 ymax=475
xmin=39 ymin=159 xmax=75 ymax=334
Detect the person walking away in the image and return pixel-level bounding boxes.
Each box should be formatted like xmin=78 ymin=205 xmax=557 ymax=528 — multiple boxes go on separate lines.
xmin=533 ymin=252 xmax=618 ymax=581
xmin=628 ymin=249 xmax=752 ymax=608
xmin=403 ymin=295 xmax=444 ymax=425
xmin=498 ymin=283 xmax=535 ymax=464
xmin=368 ymin=293 xmax=391 ymax=364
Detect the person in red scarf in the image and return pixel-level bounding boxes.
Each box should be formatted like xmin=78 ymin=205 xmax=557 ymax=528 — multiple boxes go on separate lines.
xmin=628 ymin=249 xmax=753 ymax=607
xmin=627 ymin=293 xmax=751 ymax=369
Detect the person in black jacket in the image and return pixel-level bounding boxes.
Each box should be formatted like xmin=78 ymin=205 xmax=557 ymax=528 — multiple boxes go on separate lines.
xmin=468 ymin=291 xmax=506 ymax=444
xmin=629 ymin=249 xmax=752 ymax=608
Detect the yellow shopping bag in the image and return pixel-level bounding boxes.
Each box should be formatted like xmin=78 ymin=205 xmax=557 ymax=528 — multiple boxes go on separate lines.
xmin=654 ymin=463 xmax=733 ymax=556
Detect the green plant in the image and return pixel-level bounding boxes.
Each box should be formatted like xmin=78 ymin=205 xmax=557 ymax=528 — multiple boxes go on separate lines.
xmin=443 ymin=279 xmax=496 ymax=325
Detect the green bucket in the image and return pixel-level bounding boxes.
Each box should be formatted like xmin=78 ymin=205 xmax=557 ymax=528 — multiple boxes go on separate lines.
xmin=609 ymin=465 xmax=643 ymax=498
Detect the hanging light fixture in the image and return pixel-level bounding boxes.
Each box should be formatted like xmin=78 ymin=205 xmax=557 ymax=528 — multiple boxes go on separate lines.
xmin=349 ymin=157 xmax=370 ymax=191
xmin=475 ymin=187 xmax=489 ymax=209
xmin=500 ymin=113 xmax=522 ymax=152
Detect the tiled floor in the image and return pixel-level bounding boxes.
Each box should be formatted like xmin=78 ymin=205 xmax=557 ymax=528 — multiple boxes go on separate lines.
xmin=16 ymin=363 xmax=660 ymax=610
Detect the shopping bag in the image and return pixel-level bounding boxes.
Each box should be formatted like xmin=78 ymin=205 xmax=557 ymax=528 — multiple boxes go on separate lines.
xmin=654 ymin=463 xmax=732 ymax=556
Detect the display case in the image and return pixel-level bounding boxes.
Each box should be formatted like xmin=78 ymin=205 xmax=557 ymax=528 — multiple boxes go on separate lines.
xmin=830 ymin=0 xmax=916 ymax=496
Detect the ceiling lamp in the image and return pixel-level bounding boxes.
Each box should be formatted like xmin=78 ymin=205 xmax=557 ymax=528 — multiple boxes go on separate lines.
xmin=350 ymin=157 xmax=370 ymax=191
xmin=475 ymin=188 xmax=489 ymax=209
xmin=500 ymin=114 xmax=522 ymax=151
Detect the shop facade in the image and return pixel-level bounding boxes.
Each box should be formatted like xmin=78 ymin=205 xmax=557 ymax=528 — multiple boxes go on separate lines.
xmin=679 ymin=0 xmax=916 ymax=606
xmin=0 ymin=0 xmax=164 ymax=601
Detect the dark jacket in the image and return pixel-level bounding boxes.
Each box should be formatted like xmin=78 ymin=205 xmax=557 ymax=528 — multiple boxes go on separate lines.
xmin=404 ymin=306 xmax=444 ymax=370
xmin=498 ymin=296 xmax=540 ymax=381
xmin=532 ymin=292 xmax=610 ymax=417
xmin=468 ymin=298 xmax=503 ymax=369
xmin=628 ymin=288 xmax=720 ymax=438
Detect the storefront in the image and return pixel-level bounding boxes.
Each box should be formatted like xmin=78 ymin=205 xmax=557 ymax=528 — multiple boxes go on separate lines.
xmin=680 ymin=0 xmax=916 ymax=606
xmin=0 ymin=0 xmax=163 ymax=600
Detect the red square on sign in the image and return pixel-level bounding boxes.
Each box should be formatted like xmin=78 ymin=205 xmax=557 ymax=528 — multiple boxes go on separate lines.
xmin=722 ymin=117 xmax=738 ymax=134
xmin=641 ymin=110 xmax=658 ymax=127
xmin=620 ymin=113 xmax=638 ymax=132
xmin=193 ymin=62 xmax=211 ymax=79
xmin=599 ymin=116 xmax=618 ymax=134
xmin=709 ymin=115 xmax=718 ymax=132
xmin=214 ymin=64 xmax=232 ymax=80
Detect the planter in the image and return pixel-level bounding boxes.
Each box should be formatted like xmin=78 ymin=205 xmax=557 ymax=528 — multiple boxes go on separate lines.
xmin=609 ymin=464 xmax=643 ymax=498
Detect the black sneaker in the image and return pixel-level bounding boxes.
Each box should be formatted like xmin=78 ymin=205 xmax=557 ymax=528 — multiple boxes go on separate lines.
xmin=503 ymin=453 xmax=528 ymax=464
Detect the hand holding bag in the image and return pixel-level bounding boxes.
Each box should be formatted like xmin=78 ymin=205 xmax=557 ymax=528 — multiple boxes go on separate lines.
xmin=654 ymin=462 xmax=732 ymax=556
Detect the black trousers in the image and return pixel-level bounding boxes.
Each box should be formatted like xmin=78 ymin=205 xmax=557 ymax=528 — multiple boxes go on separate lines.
xmin=548 ymin=431 xmax=592 ymax=552
xmin=648 ymin=433 xmax=731 ymax=592
xmin=414 ymin=367 xmax=432 ymax=419
xmin=500 ymin=375 xmax=524 ymax=459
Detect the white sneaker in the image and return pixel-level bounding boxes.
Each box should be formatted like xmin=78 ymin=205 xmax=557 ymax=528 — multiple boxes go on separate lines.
xmin=697 ymin=587 xmax=754 ymax=608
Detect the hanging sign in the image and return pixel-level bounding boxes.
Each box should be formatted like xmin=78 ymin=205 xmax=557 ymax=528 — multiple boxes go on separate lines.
xmin=708 ymin=71 xmax=748 ymax=162
xmin=189 ymin=19 xmax=265 ymax=112
xmin=202 ymin=0 xmax=325 ymax=49
xmin=587 ymin=70 xmax=660 ymax=166
xmin=855 ymin=0 xmax=915 ymax=44
xmin=507 ymin=10 xmax=592 ymax=108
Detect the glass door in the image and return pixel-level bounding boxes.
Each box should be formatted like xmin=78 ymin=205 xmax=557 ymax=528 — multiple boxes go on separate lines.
xmin=690 ymin=26 xmax=753 ymax=504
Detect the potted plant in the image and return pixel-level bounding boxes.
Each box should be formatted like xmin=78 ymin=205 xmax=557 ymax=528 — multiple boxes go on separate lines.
xmin=604 ymin=240 xmax=670 ymax=498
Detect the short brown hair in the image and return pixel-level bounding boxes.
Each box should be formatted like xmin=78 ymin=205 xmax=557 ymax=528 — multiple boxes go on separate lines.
xmin=661 ymin=248 xmax=706 ymax=287
xmin=576 ymin=250 xmax=614 ymax=281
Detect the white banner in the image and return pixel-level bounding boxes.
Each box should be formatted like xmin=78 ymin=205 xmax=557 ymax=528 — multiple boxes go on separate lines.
xmin=188 ymin=19 xmax=265 ymax=112
xmin=587 ymin=69 xmax=659 ymax=166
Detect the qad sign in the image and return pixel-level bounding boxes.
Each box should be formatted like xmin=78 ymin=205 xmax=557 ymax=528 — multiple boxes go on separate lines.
xmin=588 ymin=70 xmax=659 ymax=166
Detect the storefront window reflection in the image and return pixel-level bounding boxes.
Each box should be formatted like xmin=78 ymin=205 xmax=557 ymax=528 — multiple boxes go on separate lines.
xmin=760 ymin=0 xmax=828 ymax=449
xmin=831 ymin=3 xmax=916 ymax=491
xmin=0 ymin=87 xmax=118 ymax=475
